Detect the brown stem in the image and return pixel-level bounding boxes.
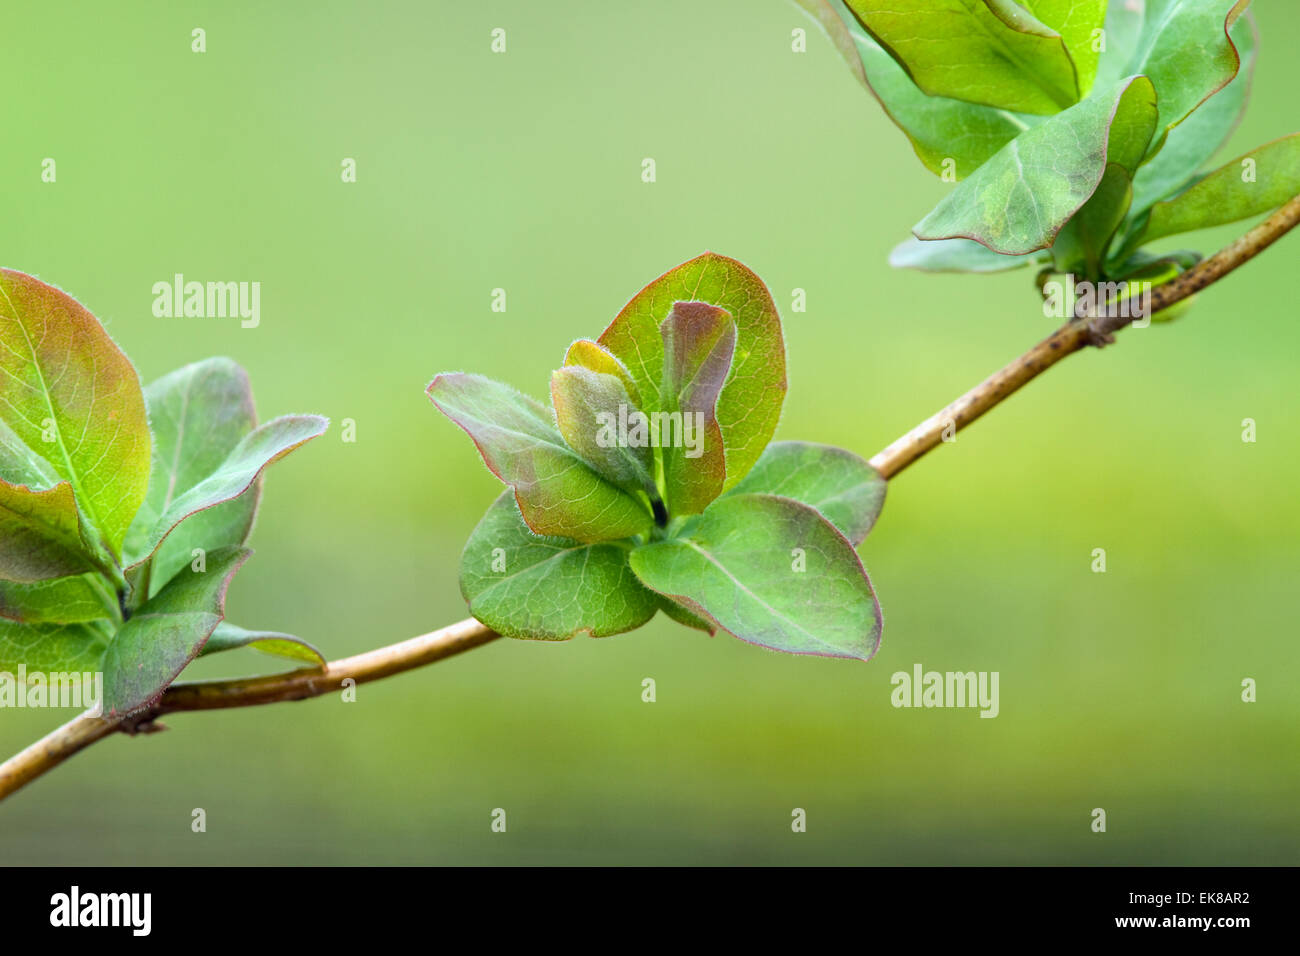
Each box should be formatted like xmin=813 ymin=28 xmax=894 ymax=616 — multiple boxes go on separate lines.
xmin=868 ymin=320 xmax=1088 ymax=480
xmin=871 ymin=194 xmax=1300 ymax=479
xmin=2 ymin=195 xmax=1298 ymax=804
xmin=0 ymin=618 xmax=499 ymax=800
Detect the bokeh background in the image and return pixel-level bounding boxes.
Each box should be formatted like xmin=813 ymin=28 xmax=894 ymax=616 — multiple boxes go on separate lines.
xmin=2 ymin=0 xmax=1296 ymax=865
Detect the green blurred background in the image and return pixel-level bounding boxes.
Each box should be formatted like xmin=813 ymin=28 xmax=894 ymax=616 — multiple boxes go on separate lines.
xmin=2 ymin=1 xmax=1296 ymax=865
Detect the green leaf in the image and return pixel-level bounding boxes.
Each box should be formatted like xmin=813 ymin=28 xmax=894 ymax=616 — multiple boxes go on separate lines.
xmin=124 ymin=413 xmax=325 ymax=573
xmin=1020 ymin=0 xmax=1108 ymax=98
xmin=1092 ymin=0 xmax=1144 ymax=90
xmin=845 ymin=0 xmax=1081 ymax=115
xmin=0 ymin=573 xmax=108 ymax=624
xmin=1134 ymin=134 xmax=1300 ymax=245
xmin=1051 ymin=67 xmax=1163 ymax=274
xmin=100 ymin=547 xmax=249 ymax=716
xmin=597 ymin=253 xmax=786 ymax=491
xmin=656 ymin=595 xmax=717 ymax=635
xmin=460 ymin=491 xmax=658 ymax=640
xmin=430 ymin=373 xmax=653 ymax=542
xmin=0 ymin=480 xmax=96 ymax=582
xmin=1128 ymin=11 xmax=1257 ymax=217
xmin=658 ymin=302 xmax=735 ymax=516
xmin=1108 ymin=248 xmax=1202 ymax=281
xmin=889 ymin=237 xmax=1037 ymax=273
xmin=550 ymin=366 xmax=656 ymax=497
xmin=916 ymin=76 xmax=1157 ymax=254
xmin=0 ymin=269 xmax=151 ymax=564
xmin=199 ymin=621 xmax=325 ymax=666
xmin=123 ymin=359 xmax=257 ymax=595
xmin=0 ymin=617 xmax=109 ymax=674
xmin=629 ymin=494 xmax=883 ymax=661
xmin=563 ymin=339 xmax=642 ymax=407
xmin=1051 ymin=163 xmax=1134 ymax=276
xmin=723 ymin=441 xmax=886 ymax=546
xmin=1108 ymin=0 xmax=1252 ymax=156
xmin=123 ymin=359 xmax=326 ymax=581
xmin=798 ymin=0 xmax=1037 ymax=178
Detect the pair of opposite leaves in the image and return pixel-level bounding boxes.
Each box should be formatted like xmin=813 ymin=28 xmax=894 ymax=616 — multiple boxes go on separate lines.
xmin=0 ymin=269 xmax=326 ymax=716
xmin=429 ymin=253 xmax=889 ymax=662
xmin=805 ymin=0 xmax=1299 ymax=285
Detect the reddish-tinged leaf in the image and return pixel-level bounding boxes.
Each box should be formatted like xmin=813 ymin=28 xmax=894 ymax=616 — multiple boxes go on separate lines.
xmin=597 ymin=253 xmax=786 ymax=491
xmin=0 ymin=269 xmax=151 ymax=562
xmin=0 ymin=479 xmax=96 ymax=582
xmin=658 ymin=302 xmax=735 ymax=516
xmin=429 ymin=372 xmax=653 ymax=542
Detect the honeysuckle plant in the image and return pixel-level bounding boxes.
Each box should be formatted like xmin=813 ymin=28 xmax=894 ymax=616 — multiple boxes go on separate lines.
xmin=429 ymin=253 xmax=887 ymax=660
xmin=0 ymin=269 xmax=327 ymax=718
xmin=805 ymin=0 xmax=1298 ymax=314
xmin=3 ymin=0 xmax=1298 ymax=802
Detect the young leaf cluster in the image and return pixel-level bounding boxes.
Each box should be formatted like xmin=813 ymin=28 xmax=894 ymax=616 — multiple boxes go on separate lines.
xmin=0 ymin=270 xmax=326 ymax=715
xmin=430 ymin=253 xmax=888 ymax=661
xmin=803 ymin=0 xmax=1298 ymax=316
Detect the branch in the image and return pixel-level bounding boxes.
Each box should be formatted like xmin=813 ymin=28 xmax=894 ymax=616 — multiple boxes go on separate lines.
xmin=871 ymin=194 xmax=1300 ymax=479
xmin=3 ymin=195 xmax=1297 ymax=803
xmin=0 ymin=618 xmax=500 ymax=800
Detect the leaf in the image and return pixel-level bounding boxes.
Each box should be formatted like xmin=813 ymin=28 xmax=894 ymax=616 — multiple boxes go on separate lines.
xmin=0 ymin=418 xmax=60 ymax=488
xmin=598 ymin=253 xmax=786 ymax=491
xmin=1051 ymin=163 xmax=1135 ymax=276
xmin=723 ymin=441 xmax=886 ymax=546
xmin=550 ymin=366 xmax=656 ymax=498
xmin=629 ymin=494 xmax=883 ymax=661
xmin=656 ymin=595 xmax=717 ymax=635
xmin=429 ymin=373 xmax=653 ymax=542
xmin=658 ymin=302 xmax=736 ymax=516
xmin=844 ymin=0 xmax=1081 ymax=115
xmin=100 ymin=547 xmax=249 ymax=716
xmin=459 ymin=491 xmax=658 ymax=640
xmin=199 ymin=621 xmax=325 ymax=666
xmin=563 ymin=339 xmax=642 ymax=407
xmin=798 ymin=0 xmax=1037 ymax=178
xmin=124 ymin=412 xmax=329 ymax=571
xmin=1019 ymin=0 xmax=1108 ymax=98
xmin=0 ymin=617 xmax=109 ymax=674
xmin=1109 ymin=248 xmax=1202 ymax=281
xmin=1049 ymin=64 xmax=1165 ymax=273
xmin=121 ymin=358 xmax=261 ymax=595
xmin=889 ymin=237 xmax=1037 ymax=273
xmin=915 ymin=76 xmax=1157 ymax=254
xmin=1093 ymin=0 xmax=1145 ymax=91
xmin=0 ymin=480 xmax=96 ymax=582
xmin=0 ymin=573 xmax=107 ymax=624
xmin=1128 ymin=11 xmax=1257 ymax=217
xmin=1134 ymin=134 xmax=1300 ymax=246
xmin=1111 ymin=0 xmax=1252 ymax=156
xmin=0 ymin=269 xmax=151 ymax=563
